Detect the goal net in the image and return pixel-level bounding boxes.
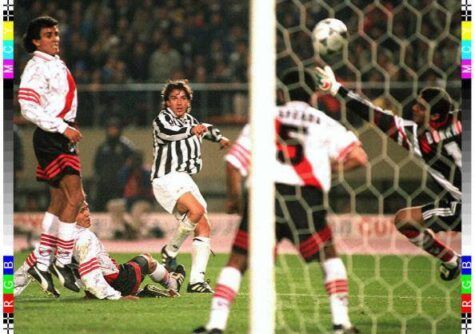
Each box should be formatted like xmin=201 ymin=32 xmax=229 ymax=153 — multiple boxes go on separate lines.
xmin=256 ymin=0 xmax=461 ymax=333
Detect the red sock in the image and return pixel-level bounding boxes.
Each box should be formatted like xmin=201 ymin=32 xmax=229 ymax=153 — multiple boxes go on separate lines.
xmin=402 ymin=229 xmax=455 ymax=262
xmin=25 ymin=251 xmax=37 ymax=268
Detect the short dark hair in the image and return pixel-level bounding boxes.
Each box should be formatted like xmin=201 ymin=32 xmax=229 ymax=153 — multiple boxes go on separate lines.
xmin=161 ymin=79 xmax=193 ymax=110
xmin=23 ymin=16 xmax=58 ymax=53
xmin=280 ymin=68 xmax=317 ymax=103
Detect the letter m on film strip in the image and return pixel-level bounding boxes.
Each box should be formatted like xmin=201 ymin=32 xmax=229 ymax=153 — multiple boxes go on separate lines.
xmin=462 ymin=0 xmax=472 ymax=21
xmin=3 ymin=0 xmax=14 ymax=21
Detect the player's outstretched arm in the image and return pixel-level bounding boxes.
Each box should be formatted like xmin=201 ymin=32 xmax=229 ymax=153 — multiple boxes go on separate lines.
xmin=201 ymin=123 xmax=230 ymax=147
xmin=315 ymin=66 xmax=395 ymax=124
xmin=315 ymin=66 xmax=412 ymax=149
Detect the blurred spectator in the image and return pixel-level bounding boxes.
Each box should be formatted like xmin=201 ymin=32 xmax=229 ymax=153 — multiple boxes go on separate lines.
xmin=229 ymin=40 xmax=248 ymax=82
xmin=93 ymin=117 xmax=136 ymax=211
xmin=127 ymin=41 xmax=150 ymax=82
xmin=148 ymin=40 xmax=182 ymax=83
xmin=108 ymin=151 xmax=162 ymax=240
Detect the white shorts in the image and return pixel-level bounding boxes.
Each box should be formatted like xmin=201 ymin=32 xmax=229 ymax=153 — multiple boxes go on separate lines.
xmin=152 ymin=172 xmax=207 ymax=217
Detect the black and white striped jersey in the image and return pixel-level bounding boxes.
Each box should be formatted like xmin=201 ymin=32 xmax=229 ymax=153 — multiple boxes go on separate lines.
xmin=151 ymin=108 xmax=224 ymax=179
xmin=337 ymin=87 xmax=461 ymax=201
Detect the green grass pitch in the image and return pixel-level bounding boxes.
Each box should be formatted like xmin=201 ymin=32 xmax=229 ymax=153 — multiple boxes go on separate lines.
xmin=14 ymin=252 xmax=459 ymax=333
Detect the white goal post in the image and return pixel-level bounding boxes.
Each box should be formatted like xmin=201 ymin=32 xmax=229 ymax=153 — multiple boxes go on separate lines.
xmin=249 ymin=0 xmax=276 ymax=333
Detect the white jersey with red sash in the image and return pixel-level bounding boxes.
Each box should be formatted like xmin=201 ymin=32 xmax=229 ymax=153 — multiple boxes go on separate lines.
xmin=225 ymin=101 xmax=358 ymax=192
xmin=18 ymin=50 xmax=77 ymax=133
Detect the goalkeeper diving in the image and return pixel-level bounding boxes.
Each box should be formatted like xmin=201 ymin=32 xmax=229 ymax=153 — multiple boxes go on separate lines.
xmin=314 ymin=65 xmax=461 ymax=281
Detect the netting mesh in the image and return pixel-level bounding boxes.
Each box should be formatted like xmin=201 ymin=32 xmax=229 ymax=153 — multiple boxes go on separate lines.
xmin=274 ymin=0 xmax=460 ymax=333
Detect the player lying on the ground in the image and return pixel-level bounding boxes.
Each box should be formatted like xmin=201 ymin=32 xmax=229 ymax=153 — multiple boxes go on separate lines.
xmin=194 ymin=69 xmax=367 ymax=334
xmin=15 ymin=203 xmax=185 ymax=299
xmin=315 ymin=65 xmax=461 ymax=280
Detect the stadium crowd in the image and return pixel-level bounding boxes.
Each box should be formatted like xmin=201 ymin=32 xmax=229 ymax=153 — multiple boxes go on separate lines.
xmin=16 ymin=0 xmax=459 ymax=92
xmin=16 ymin=0 xmax=249 ymax=85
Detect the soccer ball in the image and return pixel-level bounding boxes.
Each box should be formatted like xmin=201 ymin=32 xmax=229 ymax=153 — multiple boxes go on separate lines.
xmin=312 ymin=18 xmax=348 ymax=56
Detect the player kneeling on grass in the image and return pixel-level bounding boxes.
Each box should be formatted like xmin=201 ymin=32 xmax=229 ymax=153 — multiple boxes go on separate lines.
xmin=314 ymin=65 xmax=461 ymax=281
xmin=194 ymin=69 xmax=367 ymax=334
xmin=15 ymin=203 xmax=185 ymax=299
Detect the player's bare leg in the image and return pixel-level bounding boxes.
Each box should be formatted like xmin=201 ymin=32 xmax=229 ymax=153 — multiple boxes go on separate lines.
xmin=194 ymin=252 xmax=247 ymax=334
xmin=50 ymin=174 xmax=84 ymax=292
xmin=26 ymin=187 xmax=65 ymax=297
xmin=394 ymin=206 xmax=460 ymax=280
xmin=58 ymin=174 xmax=85 ymax=222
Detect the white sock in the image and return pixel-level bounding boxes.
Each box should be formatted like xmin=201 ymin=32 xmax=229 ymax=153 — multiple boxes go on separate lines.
xmin=166 ymin=216 xmax=196 ymax=257
xmin=206 ymin=267 xmax=242 ymax=331
xmin=190 ymin=236 xmax=211 ymax=284
xmin=55 ymin=221 xmax=77 ymax=267
xmin=150 ymin=262 xmax=172 ymax=289
xmin=322 ymin=257 xmax=351 ymax=328
xmin=36 ymin=212 xmax=59 ymax=271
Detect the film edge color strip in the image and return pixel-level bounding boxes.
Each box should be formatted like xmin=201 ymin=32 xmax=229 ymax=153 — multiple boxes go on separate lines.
xmin=3 ymin=0 xmax=15 ymax=332
xmin=460 ymin=1 xmax=472 ymax=333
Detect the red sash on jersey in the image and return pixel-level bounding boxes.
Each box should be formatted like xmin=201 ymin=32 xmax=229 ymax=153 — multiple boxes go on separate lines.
xmin=58 ymin=69 xmax=76 ymax=119
xmin=275 ymin=120 xmax=322 ymax=188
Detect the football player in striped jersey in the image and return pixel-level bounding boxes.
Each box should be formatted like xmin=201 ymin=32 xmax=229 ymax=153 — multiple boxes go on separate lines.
xmin=152 ymin=80 xmax=230 ymax=293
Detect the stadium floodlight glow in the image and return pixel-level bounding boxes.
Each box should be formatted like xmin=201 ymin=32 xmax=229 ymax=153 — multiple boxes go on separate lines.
xmin=249 ymin=0 xmax=276 ymax=333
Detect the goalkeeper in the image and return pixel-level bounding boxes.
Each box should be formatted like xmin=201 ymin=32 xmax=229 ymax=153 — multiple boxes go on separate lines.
xmin=15 ymin=202 xmax=185 ymax=300
xmin=314 ymin=66 xmax=461 ymax=281
xmin=194 ymin=69 xmax=367 ymax=334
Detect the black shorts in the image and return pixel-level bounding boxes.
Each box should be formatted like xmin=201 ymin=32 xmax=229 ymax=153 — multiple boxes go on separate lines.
xmin=232 ymin=183 xmax=332 ymax=262
xmin=421 ymin=193 xmax=461 ymax=232
xmin=106 ymin=256 xmax=149 ymax=296
xmin=33 ymin=127 xmax=81 ymax=187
